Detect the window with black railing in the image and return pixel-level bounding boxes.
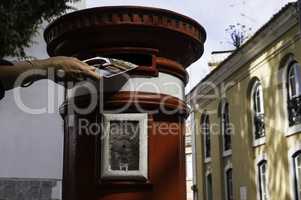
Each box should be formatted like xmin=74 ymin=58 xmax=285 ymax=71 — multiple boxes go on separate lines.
xmin=287 ymin=63 xmax=301 ymax=127
xmin=221 ymin=101 xmax=231 ymax=152
xmin=251 ymin=80 xmax=265 ymax=140
xmin=201 ymin=113 xmax=211 ymax=159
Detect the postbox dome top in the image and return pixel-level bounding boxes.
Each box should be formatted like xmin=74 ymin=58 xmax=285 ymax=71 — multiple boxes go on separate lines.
xmin=44 ymin=6 xmax=206 ymax=67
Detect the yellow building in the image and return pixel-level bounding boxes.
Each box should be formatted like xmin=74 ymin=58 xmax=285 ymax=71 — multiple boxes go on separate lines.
xmin=186 ymin=2 xmax=301 ymax=200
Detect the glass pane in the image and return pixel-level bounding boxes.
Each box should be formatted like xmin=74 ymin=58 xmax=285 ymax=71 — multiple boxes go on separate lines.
xmin=223 ymin=103 xmax=231 ymax=151
xmin=253 ymin=83 xmax=264 ymax=114
xmin=289 ymin=66 xmax=297 ymax=98
xmin=256 ymin=87 xmax=261 ymax=113
xmin=204 ymin=115 xmax=211 ymax=158
xmin=109 ymin=120 xmax=140 ymax=171
xmin=227 ymin=169 xmax=233 ymax=200
xmin=205 ymin=131 xmax=211 ymax=158
xmin=294 ymin=63 xmax=301 ymax=96
xmin=253 ymin=91 xmax=258 ymax=112
xmin=207 ymin=174 xmax=213 ymax=200
xmin=295 ymin=154 xmax=301 ymax=200
xmin=259 ymin=162 xmax=268 ymax=200
xmin=259 ymin=85 xmax=264 ymax=113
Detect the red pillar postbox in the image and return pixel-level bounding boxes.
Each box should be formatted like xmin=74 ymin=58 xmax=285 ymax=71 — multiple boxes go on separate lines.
xmin=44 ymin=6 xmax=206 ymax=200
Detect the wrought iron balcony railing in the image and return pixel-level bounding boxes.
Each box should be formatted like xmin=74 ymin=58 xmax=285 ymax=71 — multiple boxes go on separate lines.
xmin=254 ymin=113 xmax=265 ymax=139
xmin=288 ymin=96 xmax=301 ymax=127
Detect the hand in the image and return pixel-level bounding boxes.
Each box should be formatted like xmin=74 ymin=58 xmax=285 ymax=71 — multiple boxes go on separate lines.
xmin=40 ymin=56 xmax=101 ymax=81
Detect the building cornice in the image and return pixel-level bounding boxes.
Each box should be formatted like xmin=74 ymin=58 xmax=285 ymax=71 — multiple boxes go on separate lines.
xmin=187 ymin=3 xmax=298 ymax=106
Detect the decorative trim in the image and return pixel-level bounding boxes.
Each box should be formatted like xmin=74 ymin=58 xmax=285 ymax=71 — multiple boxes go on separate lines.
xmin=205 ymin=167 xmax=211 ymax=177
xmin=222 ymin=150 xmax=232 ymax=158
xmin=204 ymin=157 xmax=212 ymax=164
xmin=45 ymin=6 xmax=206 ymax=47
xmin=44 ymin=6 xmax=206 ymax=67
xmin=252 ymin=137 xmax=266 ymax=148
xmin=280 ymin=54 xmax=292 ymax=135
xmin=224 ymin=162 xmax=233 ymax=172
xmin=255 ymin=153 xmax=268 ymax=167
xmin=287 ymin=124 xmax=301 ymax=136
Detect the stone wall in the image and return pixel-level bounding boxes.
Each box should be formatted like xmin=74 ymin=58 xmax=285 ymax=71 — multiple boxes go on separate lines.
xmin=0 ymin=179 xmax=61 ymax=200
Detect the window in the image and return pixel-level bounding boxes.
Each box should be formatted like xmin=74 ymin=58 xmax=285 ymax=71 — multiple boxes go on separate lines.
xmin=288 ymin=64 xmax=300 ymax=99
xmin=101 ymin=113 xmax=148 ymax=180
xmin=293 ymin=152 xmax=301 ymax=200
xmin=225 ymin=168 xmax=234 ymax=200
xmin=258 ymin=161 xmax=268 ymax=200
xmin=202 ymin=113 xmax=211 ymax=160
xmin=251 ymin=80 xmax=265 ymax=141
xmin=287 ymin=62 xmax=301 ymax=126
xmin=221 ymin=101 xmax=231 ymax=152
xmin=206 ymin=173 xmax=213 ymax=200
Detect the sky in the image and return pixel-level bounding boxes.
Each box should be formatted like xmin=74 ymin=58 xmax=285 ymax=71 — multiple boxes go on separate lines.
xmin=86 ymin=0 xmax=296 ymax=93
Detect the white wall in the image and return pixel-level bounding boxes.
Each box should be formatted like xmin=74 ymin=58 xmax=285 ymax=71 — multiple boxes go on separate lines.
xmin=0 ymin=0 xmax=86 ymax=180
xmin=0 ymin=81 xmax=64 ymax=179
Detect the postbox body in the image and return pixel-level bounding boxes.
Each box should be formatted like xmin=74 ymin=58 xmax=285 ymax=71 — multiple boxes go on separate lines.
xmin=44 ymin=6 xmax=206 ymax=200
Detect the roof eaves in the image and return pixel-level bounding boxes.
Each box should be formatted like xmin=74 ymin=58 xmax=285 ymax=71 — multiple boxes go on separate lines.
xmin=186 ymin=2 xmax=298 ymax=101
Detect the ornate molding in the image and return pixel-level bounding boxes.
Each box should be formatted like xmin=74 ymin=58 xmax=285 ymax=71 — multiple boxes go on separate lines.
xmin=44 ymin=6 xmax=205 ymax=68
xmin=45 ymin=6 xmax=205 ymax=46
